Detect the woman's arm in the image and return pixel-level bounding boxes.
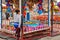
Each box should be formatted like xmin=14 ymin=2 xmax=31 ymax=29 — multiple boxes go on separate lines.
xmin=18 ymin=14 xmax=21 ymax=28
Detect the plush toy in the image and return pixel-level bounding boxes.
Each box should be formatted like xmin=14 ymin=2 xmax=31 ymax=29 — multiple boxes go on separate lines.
xmin=5 ymin=0 xmax=8 ymax=2
xmin=23 ymin=26 xmax=27 ymax=32
xmin=39 ymin=24 xmax=44 ymax=29
xmin=39 ymin=0 xmax=43 ymax=4
xmin=36 ymin=24 xmax=44 ymax=30
xmin=38 ymin=0 xmax=43 ymax=15
xmin=32 ymin=4 xmax=38 ymax=12
xmin=57 ymin=2 xmax=60 ymax=8
xmin=57 ymin=2 xmax=60 ymax=12
xmin=28 ymin=27 xmax=33 ymax=31
xmin=23 ymin=10 xmax=26 ymax=18
xmin=37 ymin=26 xmax=41 ymax=29
xmin=11 ymin=26 xmax=14 ymax=31
xmin=38 ymin=10 xmax=43 ymax=15
xmin=26 ymin=12 xmax=30 ymax=21
xmin=53 ymin=5 xmax=59 ymax=12
xmin=25 ymin=5 xmax=30 ymax=21
xmin=28 ymin=21 xmax=32 ymax=24
xmin=38 ymin=4 xmax=42 ymax=7
xmin=33 ymin=27 xmax=35 ymax=30
xmin=6 ymin=2 xmax=10 ymax=6
xmin=7 ymin=25 xmax=9 ymax=30
xmin=39 ymin=6 xmax=43 ymax=10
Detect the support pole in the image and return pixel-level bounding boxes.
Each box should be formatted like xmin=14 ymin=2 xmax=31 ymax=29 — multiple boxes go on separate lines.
xmin=48 ymin=0 xmax=51 ymax=27
xmin=19 ymin=0 xmax=24 ymax=40
xmin=0 ymin=0 xmax=1 ymax=29
xmin=51 ymin=0 xmax=53 ymax=36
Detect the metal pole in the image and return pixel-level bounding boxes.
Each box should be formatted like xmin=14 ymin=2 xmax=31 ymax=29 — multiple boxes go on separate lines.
xmin=19 ymin=0 xmax=21 ymax=40
xmin=0 ymin=0 xmax=2 ymax=29
xmin=51 ymin=0 xmax=53 ymax=36
xmin=48 ymin=0 xmax=51 ymax=27
xmin=20 ymin=0 xmax=24 ymax=40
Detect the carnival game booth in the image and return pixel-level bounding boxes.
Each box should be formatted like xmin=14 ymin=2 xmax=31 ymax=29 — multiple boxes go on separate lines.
xmin=2 ymin=0 xmax=19 ymax=35
xmin=2 ymin=0 xmax=60 ymax=39
xmin=2 ymin=5 xmax=15 ymax=35
xmin=1 ymin=0 xmax=60 ymax=40
xmin=52 ymin=1 xmax=60 ymax=35
xmin=21 ymin=0 xmax=51 ymax=39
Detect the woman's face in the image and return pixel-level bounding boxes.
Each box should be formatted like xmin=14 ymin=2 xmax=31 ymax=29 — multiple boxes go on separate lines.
xmin=10 ymin=6 xmax=13 ymax=9
xmin=18 ymin=12 xmax=20 ymax=14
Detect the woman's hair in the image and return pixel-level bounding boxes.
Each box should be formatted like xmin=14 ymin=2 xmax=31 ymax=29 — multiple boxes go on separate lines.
xmin=10 ymin=5 xmax=13 ymax=8
xmin=15 ymin=10 xmax=20 ymax=14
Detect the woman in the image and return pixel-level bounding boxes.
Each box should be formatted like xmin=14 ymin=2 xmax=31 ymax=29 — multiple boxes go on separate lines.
xmin=14 ymin=9 xmax=21 ymax=40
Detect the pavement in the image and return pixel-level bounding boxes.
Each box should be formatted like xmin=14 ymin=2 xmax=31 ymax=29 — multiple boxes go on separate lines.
xmin=37 ymin=35 xmax=60 ymax=40
xmin=0 ymin=38 xmax=5 ymax=40
xmin=0 ymin=33 xmax=16 ymax=40
xmin=0 ymin=35 xmax=16 ymax=40
xmin=0 ymin=33 xmax=60 ymax=40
